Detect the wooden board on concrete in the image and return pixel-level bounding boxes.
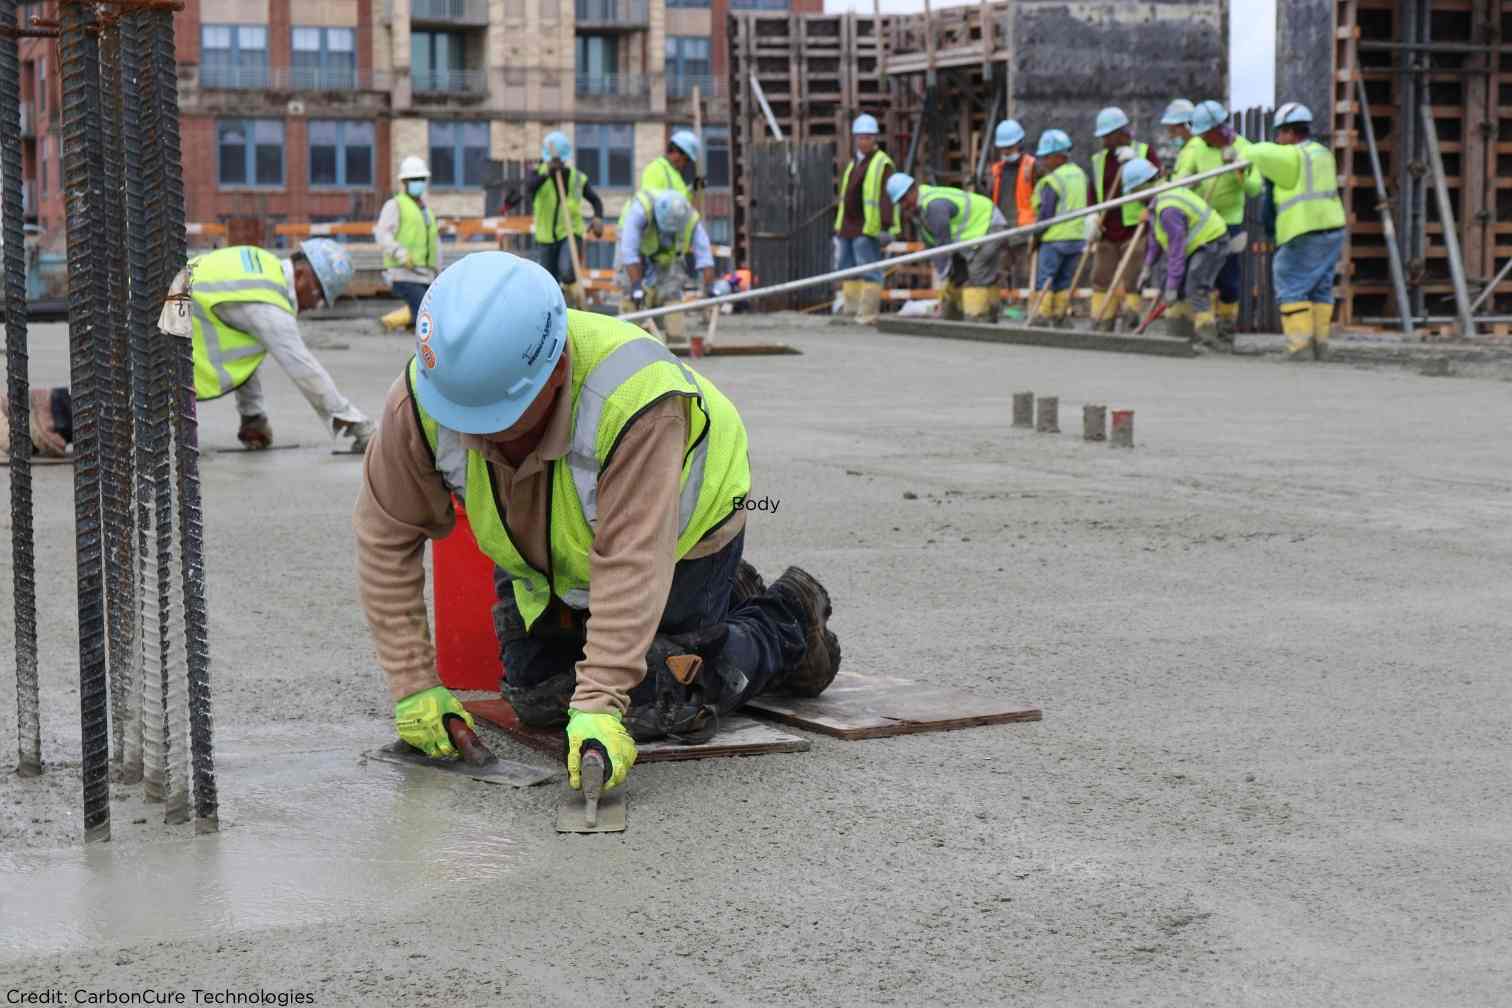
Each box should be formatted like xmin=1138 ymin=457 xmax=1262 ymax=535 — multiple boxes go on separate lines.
xmin=668 ymin=343 xmax=802 ymax=357
xmin=463 ymin=698 xmax=810 ymax=763
xmin=744 ymin=672 xmax=1042 ymax=740
xmin=877 ymin=316 xmax=1197 ymax=358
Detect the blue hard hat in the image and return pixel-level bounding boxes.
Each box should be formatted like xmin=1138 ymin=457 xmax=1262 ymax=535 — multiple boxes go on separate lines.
xmin=994 ymin=119 xmax=1025 ymax=148
xmin=885 ymin=172 xmax=915 ymax=205
xmin=1093 ymin=106 xmax=1130 ymax=138
xmin=297 ymin=238 xmax=353 ymax=305
xmin=542 ymin=131 xmax=572 ymax=161
xmin=852 ymin=114 xmax=879 ymax=135
xmin=652 ymin=190 xmax=692 ymax=235
xmin=1035 ymin=129 xmax=1072 ymax=157
xmin=1120 ymin=159 xmax=1158 ymax=192
xmin=1273 ymin=102 xmax=1313 ymax=128
xmin=1161 ymin=99 xmax=1194 ymax=126
xmin=1190 ymin=100 xmax=1229 ymax=135
xmin=670 ymin=129 xmax=701 ymax=161
xmin=412 ymin=251 xmax=567 ymax=435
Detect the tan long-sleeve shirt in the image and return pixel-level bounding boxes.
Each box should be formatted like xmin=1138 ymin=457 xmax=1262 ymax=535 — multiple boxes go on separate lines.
xmin=353 ymin=344 xmax=744 ymax=714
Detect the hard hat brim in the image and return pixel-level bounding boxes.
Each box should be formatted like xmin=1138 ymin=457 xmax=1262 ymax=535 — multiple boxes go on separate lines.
xmin=412 ymin=323 xmax=566 ymax=435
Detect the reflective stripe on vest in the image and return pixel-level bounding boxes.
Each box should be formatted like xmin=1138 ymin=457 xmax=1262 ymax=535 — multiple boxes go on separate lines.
xmin=1092 ymin=142 xmax=1149 ymax=228
xmin=1033 ymin=164 xmax=1089 ymax=243
xmin=1152 ymin=188 xmax=1227 ymax=256
xmin=384 ymin=192 xmax=439 ymax=270
xmin=533 ymin=165 xmax=587 ymax=243
xmin=916 ymin=185 xmax=994 ymax=246
xmin=1274 ymin=141 xmax=1346 ymax=245
xmin=188 ymin=246 xmax=293 ymax=400
xmin=833 ymin=150 xmax=894 ymax=238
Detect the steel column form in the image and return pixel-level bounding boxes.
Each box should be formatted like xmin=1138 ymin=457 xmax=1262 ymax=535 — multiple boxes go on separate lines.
xmin=0 ymin=0 xmax=40 ymax=778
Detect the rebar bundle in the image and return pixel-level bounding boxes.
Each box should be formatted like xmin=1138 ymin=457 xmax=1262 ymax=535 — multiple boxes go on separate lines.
xmin=3 ymin=0 xmax=218 ymax=843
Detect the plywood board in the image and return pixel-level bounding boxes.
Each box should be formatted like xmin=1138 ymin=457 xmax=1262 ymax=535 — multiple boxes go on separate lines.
xmin=463 ymin=698 xmax=811 ymax=763
xmin=744 ymin=672 xmax=1041 ymax=740
xmin=877 ymin=317 xmax=1197 ymax=358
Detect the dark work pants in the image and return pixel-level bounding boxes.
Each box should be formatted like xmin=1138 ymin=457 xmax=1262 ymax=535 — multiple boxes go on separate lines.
xmin=536 ymin=237 xmax=583 ymax=286
xmin=492 ymin=529 xmax=804 ymax=715
xmin=1215 ymin=223 xmax=1243 ymax=304
xmin=392 ymin=281 xmax=429 ymax=322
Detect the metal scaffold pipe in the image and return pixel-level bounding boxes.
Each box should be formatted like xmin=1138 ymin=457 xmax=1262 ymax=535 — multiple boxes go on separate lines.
xmin=622 ymin=160 xmax=1253 ymax=323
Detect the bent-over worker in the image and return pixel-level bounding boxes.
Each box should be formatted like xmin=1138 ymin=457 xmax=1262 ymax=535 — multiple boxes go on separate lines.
xmin=375 ymin=156 xmax=442 ymax=325
xmin=528 ymin=131 xmax=605 ymax=310
xmin=1028 ymin=129 xmax=1089 ymax=327
xmin=1124 ymin=159 xmax=1229 ymax=349
xmin=1175 ymin=100 xmax=1262 ymax=341
xmin=886 ymin=172 xmax=1008 ymax=323
xmin=174 ymin=240 xmax=373 ymax=452
xmin=615 ymin=188 xmax=715 ymax=346
xmin=832 ymin=113 xmax=895 ymax=325
xmin=354 ymin=251 xmax=842 ymax=793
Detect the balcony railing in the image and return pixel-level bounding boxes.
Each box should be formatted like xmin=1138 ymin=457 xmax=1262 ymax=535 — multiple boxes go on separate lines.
xmin=410 ymin=0 xmax=490 ymax=25
xmin=574 ymin=0 xmax=649 ymax=28
xmin=196 ymin=65 xmax=390 ymax=92
xmin=413 ymin=68 xmax=488 ymax=95
xmin=667 ymin=74 xmax=718 ymax=99
xmin=575 ymin=73 xmax=649 ymax=99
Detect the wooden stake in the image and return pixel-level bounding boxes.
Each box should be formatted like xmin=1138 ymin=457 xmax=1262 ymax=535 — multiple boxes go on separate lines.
xmin=552 ymin=169 xmax=586 ymax=300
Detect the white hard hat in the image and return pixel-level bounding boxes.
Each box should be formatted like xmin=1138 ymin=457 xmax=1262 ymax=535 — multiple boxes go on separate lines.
xmin=884 ymin=172 xmax=915 ymax=205
xmin=1190 ymin=99 xmax=1230 ymax=135
xmin=1035 ymin=129 xmax=1072 ymax=157
xmin=399 ymin=156 xmax=430 ymax=180
xmin=669 ymin=130 xmax=701 ymax=161
xmin=1273 ymin=102 xmax=1314 ymax=128
xmin=852 ymin=114 xmax=880 ymax=135
xmin=1160 ymin=99 xmax=1194 ymax=126
xmin=994 ymin=119 xmax=1025 ymax=148
xmin=1120 ymin=159 xmax=1158 ymax=192
xmin=652 ymin=190 xmax=692 ymax=235
xmin=1093 ymin=106 xmax=1130 ymax=138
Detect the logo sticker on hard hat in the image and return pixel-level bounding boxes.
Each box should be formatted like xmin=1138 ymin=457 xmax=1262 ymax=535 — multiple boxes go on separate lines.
xmin=416 ymin=310 xmax=433 ymax=344
xmin=420 ymin=344 xmax=437 ymax=369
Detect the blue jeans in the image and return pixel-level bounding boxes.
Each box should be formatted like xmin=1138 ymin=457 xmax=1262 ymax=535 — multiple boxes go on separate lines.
xmin=1035 ymin=240 xmax=1084 ymax=292
xmin=834 ymin=234 xmax=884 ymax=284
xmin=491 ymin=529 xmax=804 ymax=722
xmin=1216 ymin=224 xmax=1243 ymax=304
xmin=1273 ymin=227 xmax=1345 ymax=304
xmin=391 ymin=281 xmax=429 ymax=321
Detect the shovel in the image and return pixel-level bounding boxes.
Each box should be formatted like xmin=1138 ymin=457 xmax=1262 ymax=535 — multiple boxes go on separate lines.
xmin=556 ymin=742 xmax=626 ymax=834
xmin=367 ymin=715 xmax=555 ymax=788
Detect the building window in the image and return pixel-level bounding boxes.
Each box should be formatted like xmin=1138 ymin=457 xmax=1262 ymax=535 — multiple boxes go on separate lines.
xmin=729 ymin=0 xmax=788 ymax=7
xmin=666 ymin=0 xmax=710 ymax=7
xmin=575 ymin=34 xmax=620 ymax=95
xmin=292 ymin=27 xmax=357 ymax=89
xmin=201 ymin=25 xmax=268 ymax=88
xmin=672 ymin=123 xmax=729 ymax=188
xmin=575 ymin=123 xmax=633 ymax=189
xmin=412 ymin=30 xmax=469 ymax=93
xmin=429 ymin=121 xmax=489 ymax=188
xmin=217 ymin=119 xmax=284 ymax=187
xmin=706 ymin=217 xmax=731 ymax=246
xmin=665 ymin=36 xmax=710 ymax=97
xmin=309 ymin=120 xmax=373 ymax=188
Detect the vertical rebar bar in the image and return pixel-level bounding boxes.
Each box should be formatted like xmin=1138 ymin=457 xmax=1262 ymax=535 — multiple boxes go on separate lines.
xmin=153 ymin=6 xmax=217 ymax=832
xmin=59 ymin=0 xmax=112 ymax=843
xmin=0 ymin=0 xmax=40 ymax=778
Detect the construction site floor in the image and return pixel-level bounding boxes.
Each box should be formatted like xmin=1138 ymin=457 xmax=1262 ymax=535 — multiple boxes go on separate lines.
xmin=2 ymin=312 xmax=1509 ymax=1005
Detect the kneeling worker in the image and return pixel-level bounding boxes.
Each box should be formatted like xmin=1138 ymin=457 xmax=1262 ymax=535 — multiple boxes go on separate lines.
xmin=615 ymin=189 xmax=715 ymax=346
xmin=1028 ymin=129 xmax=1089 ymax=327
xmin=1122 ymin=159 xmax=1229 ymax=349
xmin=354 ymin=252 xmax=842 ymax=793
xmin=1240 ymin=103 xmax=1346 ymax=360
xmin=885 ymin=172 xmax=1008 ymax=323
xmin=178 ymin=240 xmax=374 ymax=452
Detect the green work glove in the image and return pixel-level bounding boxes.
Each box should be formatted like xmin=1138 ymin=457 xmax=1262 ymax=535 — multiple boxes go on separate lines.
xmin=394 ymin=685 xmax=475 ymax=759
xmin=565 ymin=707 xmax=637 ymax=792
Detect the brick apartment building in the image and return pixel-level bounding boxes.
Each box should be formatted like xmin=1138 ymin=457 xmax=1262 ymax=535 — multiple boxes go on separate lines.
xmin=17 ymin=0 xmax=820 ymax=259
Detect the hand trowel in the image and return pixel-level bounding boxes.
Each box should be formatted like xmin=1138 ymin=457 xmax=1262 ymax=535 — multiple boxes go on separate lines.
xmin=556 ymin=742 xmax=626 ymax=833
xmin=367 ymin=715 xmax=555 ymax=787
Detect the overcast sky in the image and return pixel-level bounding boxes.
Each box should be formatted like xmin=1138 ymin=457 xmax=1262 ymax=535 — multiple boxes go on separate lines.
xmin=822 ymin=0 xmax=1277 ymax=111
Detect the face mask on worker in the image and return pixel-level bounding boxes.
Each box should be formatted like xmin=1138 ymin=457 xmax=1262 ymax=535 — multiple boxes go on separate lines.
xmin=406 ymin=180 xmax=427 ymax=198
xmin=1000 ymin=149 xmax=1020 ymax=162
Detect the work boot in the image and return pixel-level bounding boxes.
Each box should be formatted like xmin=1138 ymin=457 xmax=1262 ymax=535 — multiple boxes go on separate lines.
xmin=732 ymin=559 xmax=766 ymax=605
xmin=831 ymin=280 xmax=861 ymax=325
xmin=623 ymin=628 xmax=740 ymax=743
xmin=767 ymin=566 xmax=841 ymax=698
xmin=1118 ymin=308 xmax=1143 ymax=332
xmin=1311 ymin=302 xmax=1332 ymax=361
xmin=1280 ymin=301 xmax=1313 ymax=360
xmin=335 ymin=418 xmax=375 ymax=453
xmin=237 ymin=413 xmax=273 ymax=450
xmin=502 ymin=670 xmax=577 ymax=729
xmin=1194 ymin=310 xmax=1223 ymax=350
xmin=1216 ymin=301 xmax=1239 ymax=341
xmin=856 ymin=281 xmax=883 ymax=325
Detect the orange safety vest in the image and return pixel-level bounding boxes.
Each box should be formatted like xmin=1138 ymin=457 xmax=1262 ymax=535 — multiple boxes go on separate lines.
xmin=990 ymin=155 xmax=1037 ymax=228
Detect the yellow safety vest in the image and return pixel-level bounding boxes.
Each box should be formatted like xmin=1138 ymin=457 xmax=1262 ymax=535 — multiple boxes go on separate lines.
xmin=1152 ymin=188 xmax=1228 ymax=257
xmin=618 ymin=191 xmax=699 ymax=267
xmin=1273 ymin=140 xmax=1346 ymax=246
xmin=1032 ymin=163 xmax=1089 ymax=243
xmin=1092 ymin=141 xmax=1150 ymax=228
xmin=187 ymin=245 xmax=293 ymax=401
xmin=383 ymin=192 xmax=440 ymax=271
xmin=407 ymin=312 xmax=751 ymax=631
xmin=1174 ymin=135 xmax=1259 ymax=225
xmin=533 ymin=164 xmax=587 ymax=243
xmin=915 ymin=185 xmax=995 ymax=247
xmin=639 ymin=156 xmax=691 ymax=200
xmin=833 ymin=150 xmax=895 ymax=238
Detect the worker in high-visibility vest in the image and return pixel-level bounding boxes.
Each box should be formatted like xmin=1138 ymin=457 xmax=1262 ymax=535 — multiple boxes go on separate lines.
xmin=615 ymin=189 xmax=715 ymax=346
xmin=984 ymin=119 xmax=1036 ymax=297
xmin=527 ymin=131 xmax=605 ymax=310
xmin=169 ymin=240 xmax=374 ymax=451
xmin=1088 ymin=107 xmax=1163 ymax=331
xmin=1028 ymin=129 xmax=1089 ymax=327
xmin=832 ymin=113 xmax=895 ymax=325
xmin=375 ymin=156 xmax=442 ymax=327
xmin=1176 ymin=100 xmax=1263 ymax=343
xmin=354 ymin=251 xmax=841 ymax=791
xmin=1156 ymin=99 xmax=1195 ymax=175
xmin=886 ymin=173 xmax=1009 ymax=324
xmin=640 ymin=130 xmax=700 ymax=199
xmin=1123 ymin=159 xmax=1230 ymax=349
xmin=1241 ymin=103 xmax=1346 ymax=360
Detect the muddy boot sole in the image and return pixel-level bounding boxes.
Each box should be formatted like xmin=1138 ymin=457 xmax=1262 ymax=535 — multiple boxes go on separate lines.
xmin=732 ymin=560 xmax=765 ymax=605
xmin=769 ymin=566 xmax=841 ymax=698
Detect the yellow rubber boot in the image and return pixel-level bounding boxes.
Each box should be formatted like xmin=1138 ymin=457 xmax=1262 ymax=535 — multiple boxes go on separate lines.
xmin=1164 ymin=301 xmax=1195 ymax=342
xmin=662 ymin=308 xmax=687 ymax=347
xmin=1090 ymin=290 xmax=1107 ymax=322
xmin=1194 ymin=308 xmax=1221 ymax=349
xmin=1120 ymin=291 xmax=1144 ymax=330
xmin=381 ymin=304 xmax=412 ymax=330
xmin=856 ymin=281 xmax=883 ymax=325
xmin=940 ymin=282 xmax=964 ymax=321
xmin=1311 ymin=302 xmax=1333 ymax=360
xmin=961 ymin=286 xmax=998 ymax=323
xmin=1280 ymin=301 xmax=1313 ymax=358
xmin=833 ymin=280 xmax=862 ymax=323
